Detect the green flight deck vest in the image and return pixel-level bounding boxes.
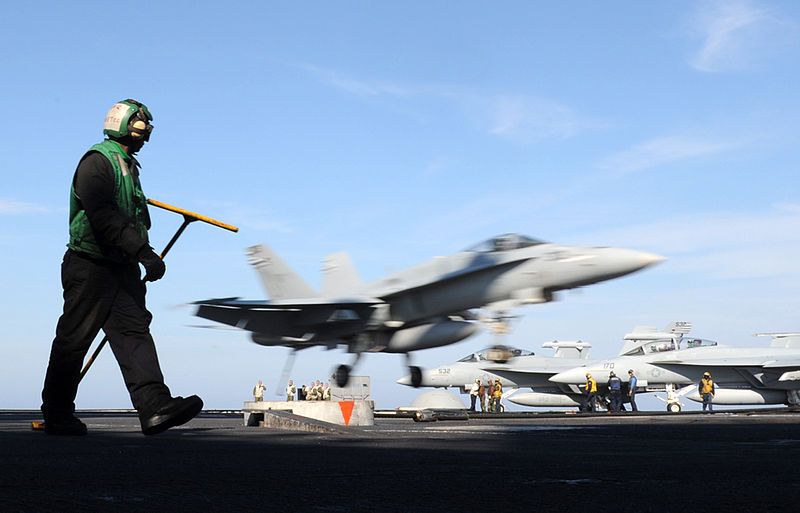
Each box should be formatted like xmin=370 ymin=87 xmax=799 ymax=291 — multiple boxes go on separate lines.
xmin=67 ymin=139 xmax=151 ymax=259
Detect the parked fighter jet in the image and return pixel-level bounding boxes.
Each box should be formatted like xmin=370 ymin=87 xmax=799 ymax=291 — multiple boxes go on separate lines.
xmin=397 ymin=323 xmax=687 ymax=409
xmin=550 ymin=327 xmax=800 ymax=411
xmin=396 ymin=342 xmax=594 ymax=407
xmin=193 ymin=234 xmax=663 ymax=386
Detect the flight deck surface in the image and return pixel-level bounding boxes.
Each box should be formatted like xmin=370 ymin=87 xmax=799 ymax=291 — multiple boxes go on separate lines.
xmin=3 ymin=409 xmax=799 ymax=511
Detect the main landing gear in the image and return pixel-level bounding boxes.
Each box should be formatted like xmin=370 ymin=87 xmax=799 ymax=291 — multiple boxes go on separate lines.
xmin=334 ymin=355 xmax=423 ymax=388
xmin=406 ymin=353 xmax=422 ymax=388
xmin=335 ymin=364 xmax=351 ymax=388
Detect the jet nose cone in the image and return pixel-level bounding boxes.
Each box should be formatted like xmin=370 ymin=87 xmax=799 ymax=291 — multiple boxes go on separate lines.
xmin=595 ymin=248 xmax=666 ymax=279
xmin=638 ymin=251 xmax=666 ymax=268
xmin=615 ymin=248 xmax=666 ymax=271
xmin=396 ymin=375 xmax=412 ymax=386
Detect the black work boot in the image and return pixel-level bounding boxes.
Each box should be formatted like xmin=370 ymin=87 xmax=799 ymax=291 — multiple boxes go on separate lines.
xmin=44 ymin=415 xmax=88 ymax=436
xmin=140 ymin=395 xmax=203 ymax=435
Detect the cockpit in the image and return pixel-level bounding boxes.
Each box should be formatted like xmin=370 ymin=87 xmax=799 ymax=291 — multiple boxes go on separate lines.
xmin=684 ymin=338 xmax=718 ymax=349
xmin=457 ymin=347 xmax=534 ymax=362
xmin=464 ymin=234 xmax=545 ymax=253
xmin=647 ymin=337 xmax=718 ymax=353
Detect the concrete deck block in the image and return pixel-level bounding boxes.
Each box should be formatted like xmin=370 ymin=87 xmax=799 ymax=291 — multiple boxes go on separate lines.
xmin=243 ymin=400 xmax=374 ymax=427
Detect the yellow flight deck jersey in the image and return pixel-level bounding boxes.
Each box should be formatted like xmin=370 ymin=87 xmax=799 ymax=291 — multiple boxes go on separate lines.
xmin=492 ymin=383 xmax=502 ymax=399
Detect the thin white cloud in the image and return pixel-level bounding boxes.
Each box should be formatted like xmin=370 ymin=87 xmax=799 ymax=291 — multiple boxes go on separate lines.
xmin=584 ymin=207 xmax=800 ymax=280
xmin=293 ymin=62 xmax=412 ymax=97
xmin=487 ymin=95 xmax=584 ymax=142
xmin=293 ymin=62 xmax=597 ymax=144
xmin=191 ymin=199 xmax=295 ymax=233
xmin=598 ymin=135 xmax=734 ymax=175
xmin=687 ymin=0 xmax=795 ymax=73
xmin=0 ymin=198 xmax=51 ymax=215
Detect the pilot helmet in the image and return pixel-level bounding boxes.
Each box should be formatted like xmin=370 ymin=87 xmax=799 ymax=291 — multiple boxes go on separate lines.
xmin=103 ymin=99 xmax=154 ymax=142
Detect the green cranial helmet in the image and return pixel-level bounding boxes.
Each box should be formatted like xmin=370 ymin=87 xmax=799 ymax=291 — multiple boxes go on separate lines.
xmin=103 ymin=99 xmax=153 ymax=142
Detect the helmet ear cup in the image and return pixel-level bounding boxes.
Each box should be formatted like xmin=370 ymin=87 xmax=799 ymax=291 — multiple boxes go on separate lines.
xmin=127 ymin=111 xmax=153 ymax=141
xmin=129 ymin=119 xmax=147 ymax=140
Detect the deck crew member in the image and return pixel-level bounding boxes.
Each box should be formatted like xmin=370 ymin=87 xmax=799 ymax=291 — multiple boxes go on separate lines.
xmin=40 ymin=99 xmax=202 ymax=436
xmin=253 ymin=380 xmax=266 ymax=402
xmin=627 ymin=370 xmax=638 ymax=411
xmin=285 ymin=380 xmax=296 ymax=401
xmin=608 ymin=371 xmax=622 ymax=412
xmin=699 ymin=372 xmax=715 ymax=413
xmin=469 ymin=379 xmax=480 ymax=411
xmin=584 ymin=373 xmax=598 ymax=413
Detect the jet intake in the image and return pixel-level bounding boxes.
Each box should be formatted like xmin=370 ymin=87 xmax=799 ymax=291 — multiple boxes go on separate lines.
xmin=384 ymin=321 xmax=479 ymax=353
xmin=512 ymin=287 xmax=553 ymax=304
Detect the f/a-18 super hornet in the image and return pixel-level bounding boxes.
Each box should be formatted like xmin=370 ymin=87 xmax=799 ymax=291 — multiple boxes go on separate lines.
xmin=193 ymin=233 xmax=663 ymax=386
xmin=397 ymin=323 xmax=687 ymax=409
xmin=550 ymin=325 xmax=800 ymax=412
xmin=396 ymin=341 xmax=594 ymax=408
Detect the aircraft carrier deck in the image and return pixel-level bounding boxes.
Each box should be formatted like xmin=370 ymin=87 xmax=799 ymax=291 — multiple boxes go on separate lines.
xmin=3 ymin=408 xmax=799 ymax=511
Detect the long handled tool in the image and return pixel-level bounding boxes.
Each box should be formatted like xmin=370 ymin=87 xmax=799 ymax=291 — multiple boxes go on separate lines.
xmin=77 ymin=199 xmax=239 ymax=381
xmin=33 ymin=201 xmax=237 ymax=431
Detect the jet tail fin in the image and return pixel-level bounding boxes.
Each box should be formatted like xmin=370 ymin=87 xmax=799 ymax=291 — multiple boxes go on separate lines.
xmin=322 ymin=251 xmax=362 ymax=297
xmin=246 ymin=244 xmax=318 ymax=300
xmin=664 ymin=321 xmax=692 ymax=336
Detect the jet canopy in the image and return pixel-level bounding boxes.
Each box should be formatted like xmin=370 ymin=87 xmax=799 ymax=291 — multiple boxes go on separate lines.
xmin=464 ymin=234 xmax=545 ymax=253
xmin=620 ymin=336 xmax=719 ymax=356
xmin=684 ymin=338 xmax=718 ymax=349
xmin=458 ymin=347 xmax=534 ymax=362
xmin=646 ymin=337 xmax=718 ymax=354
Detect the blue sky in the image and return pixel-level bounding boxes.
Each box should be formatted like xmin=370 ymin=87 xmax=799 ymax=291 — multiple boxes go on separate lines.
xmin=2 ymin=1 xmax=799 ymax=412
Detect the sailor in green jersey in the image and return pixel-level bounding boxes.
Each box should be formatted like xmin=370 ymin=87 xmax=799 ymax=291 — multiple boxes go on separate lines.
xmin=41 ymin=99 xmax=202 ymax=436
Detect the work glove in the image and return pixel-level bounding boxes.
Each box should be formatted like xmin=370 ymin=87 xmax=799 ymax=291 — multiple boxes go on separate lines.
xmin=137 ymin=245 xmax=166 ymax=282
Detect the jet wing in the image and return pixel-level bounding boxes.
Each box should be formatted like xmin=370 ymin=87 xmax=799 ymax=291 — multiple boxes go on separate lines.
xmin=378 ymin=257 xmax=530 ymax=299
xmin=193 ymin=297 xmax=384 ymax=345
xmin=655 ymin=357 xmax=800 ymax=368
xmin=482 ymin=366 xmax=557 ymax=375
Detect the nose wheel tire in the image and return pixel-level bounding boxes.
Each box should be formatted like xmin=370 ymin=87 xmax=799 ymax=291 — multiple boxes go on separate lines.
xmin=667 ymin=402 xmax=681 ymax=413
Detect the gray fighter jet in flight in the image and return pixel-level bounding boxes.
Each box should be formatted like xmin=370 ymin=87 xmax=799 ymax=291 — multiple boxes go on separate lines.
xmin=550 ymin=326 xmax=800 ymax=411
xmin=193 ymin=233 xmax=663 ymax=386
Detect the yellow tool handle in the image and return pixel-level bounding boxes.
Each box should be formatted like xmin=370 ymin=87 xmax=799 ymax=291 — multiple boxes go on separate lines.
xmin=146 ymin=198 xmax=239 ymax=232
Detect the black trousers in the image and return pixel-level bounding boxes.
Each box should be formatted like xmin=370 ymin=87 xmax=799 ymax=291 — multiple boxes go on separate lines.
xmin=41 ymin=250 xmax=171 ymax=420
xmin=585 ymin=392 xmax=596 ymax=412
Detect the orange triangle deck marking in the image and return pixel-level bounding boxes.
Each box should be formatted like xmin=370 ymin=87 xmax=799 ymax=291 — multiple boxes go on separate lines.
xmin=338 ymin=401 xmax=355 ymax=426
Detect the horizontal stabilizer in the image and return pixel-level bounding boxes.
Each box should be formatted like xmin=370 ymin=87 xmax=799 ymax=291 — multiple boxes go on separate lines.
xmin=541 ymin=340 xmax=592 ymax=359
xmin=246 ymin=244 xmax=317 ymax=300
xmin=755 ymin=333 xmax=800 ymax=348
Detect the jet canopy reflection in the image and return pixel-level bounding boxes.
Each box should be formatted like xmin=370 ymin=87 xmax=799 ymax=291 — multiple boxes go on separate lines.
xmin=464 ymin=234 xmax=545 ymax=253
xmin=458 ymin=346 xmax=535 ymax=363
xmin=625 ymin=337 xmax=719 ymax=356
